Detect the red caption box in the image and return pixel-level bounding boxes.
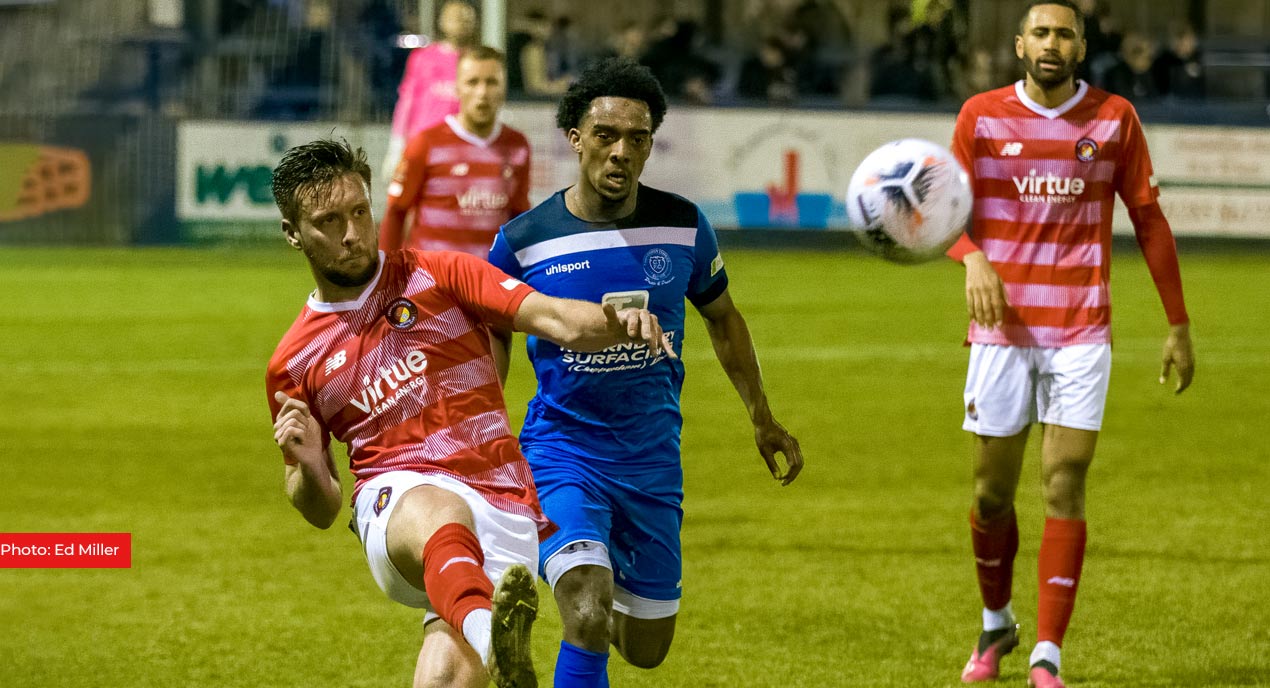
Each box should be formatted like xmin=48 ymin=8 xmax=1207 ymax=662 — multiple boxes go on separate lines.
xmin=0 ymin=533 xmax=132 ymax=568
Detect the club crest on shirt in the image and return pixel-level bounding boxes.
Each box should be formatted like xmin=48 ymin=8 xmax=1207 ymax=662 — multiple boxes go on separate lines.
xmin=642 ymin=248 xmax=674 ymax=286
xmin=373 ymin=486 xmax=392 ymax=516
xmin=1075 ymin=138 xmax=1099 ymax=162
xmin=386 ymin=298 xmax=418 ymax=330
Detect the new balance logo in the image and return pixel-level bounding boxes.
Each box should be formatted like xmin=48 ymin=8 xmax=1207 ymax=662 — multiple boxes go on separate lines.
xmin=324 ymin=350 xmax=347 ymax=375
xmin=1000 ymin=142 xmax=1024 ymax=156
xmin=1046 ymin=576 xmax=1077 ymax=588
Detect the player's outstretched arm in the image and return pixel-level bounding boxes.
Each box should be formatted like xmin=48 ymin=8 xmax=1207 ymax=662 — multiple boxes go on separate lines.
xmin=512 ymin=292 xmax=677 ymax=357
xmin=1160 ymin=323 xmax=1195 ymax=394
xmin=696 ymin=289 xmax=803 ymax=486
xmin=273 ymin=391 xmax=343 ymax=529
xmin=963 ymin=250 xmax=1009 ymax=328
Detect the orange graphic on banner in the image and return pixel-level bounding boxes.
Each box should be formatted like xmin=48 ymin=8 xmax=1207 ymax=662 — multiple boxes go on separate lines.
xmin=0 ymin=144 xmax=92 ymax=222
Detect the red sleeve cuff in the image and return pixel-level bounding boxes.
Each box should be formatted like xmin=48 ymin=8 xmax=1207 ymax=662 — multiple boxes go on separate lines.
xmin=501 ymin=282 xmax=535 ymax=328
xmin=946 ymin=232 xmax=981 ymax=263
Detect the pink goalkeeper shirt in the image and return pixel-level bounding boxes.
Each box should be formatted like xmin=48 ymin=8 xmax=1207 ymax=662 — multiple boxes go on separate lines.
xmin=390 ymin=42 xmax=461 ymax=141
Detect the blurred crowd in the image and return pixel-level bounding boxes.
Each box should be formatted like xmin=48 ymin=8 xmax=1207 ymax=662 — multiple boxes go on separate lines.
xmin=220 ymin=0 xmax=1215 ymax=119
xmin=490 ymin=0 xmax=1209 ymax=107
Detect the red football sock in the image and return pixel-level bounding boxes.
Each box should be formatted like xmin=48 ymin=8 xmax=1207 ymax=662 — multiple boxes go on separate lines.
xmin=970 ymin=508 xmax=1019 ymax=611
xmin=1036 ymin=517 xmax=1087 ymax=646
xmin=422 ymin=523 xmax=493 ymax=630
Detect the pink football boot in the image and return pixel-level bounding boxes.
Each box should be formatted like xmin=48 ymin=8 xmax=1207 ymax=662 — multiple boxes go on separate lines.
xmin=960 ymin=625 xmax=1020 ymax=682
xmin=1027 ymin=662 xmax=1066 ymax=688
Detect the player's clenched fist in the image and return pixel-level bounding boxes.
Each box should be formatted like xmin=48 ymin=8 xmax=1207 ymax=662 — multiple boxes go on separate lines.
xmin=604 ymin=303 xmax=679 ymax=360
xmin=273 ymin=391 xmax=323 ymax=466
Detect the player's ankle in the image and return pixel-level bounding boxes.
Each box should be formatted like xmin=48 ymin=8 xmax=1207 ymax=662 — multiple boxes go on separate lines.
xmin=982 ymin=602 xmax=1015 ymax=631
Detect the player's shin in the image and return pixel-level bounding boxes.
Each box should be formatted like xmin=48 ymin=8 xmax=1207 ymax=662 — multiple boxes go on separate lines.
xmin=1035 ymin=518 xmax=1087 ymax=659
xmin=554 ymin=641 xmax=609 ymax=688
xmin=970 ymin=507 xmax=1019 ymax=622
xmin=422 ymin=523 xmax=495 ymax=662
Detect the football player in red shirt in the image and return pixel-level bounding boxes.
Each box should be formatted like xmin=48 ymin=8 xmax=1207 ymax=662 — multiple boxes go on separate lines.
xmin=266 ymin=138 xmax=671 ymax=688
xmin=381 ymin=46 xmax=532 ymax=257
xmin=947 ymin=4 xmax=1195 ymax=687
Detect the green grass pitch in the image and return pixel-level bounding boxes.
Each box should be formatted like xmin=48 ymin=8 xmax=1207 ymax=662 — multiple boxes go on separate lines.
xmin=0 ymin=245 xmax=1266 ymax=687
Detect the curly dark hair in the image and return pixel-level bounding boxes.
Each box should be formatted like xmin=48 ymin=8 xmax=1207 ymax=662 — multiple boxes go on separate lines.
xmin=555 ymin=57 xmax=668 ymax=134
xmin=271 ymin=138 xmax=372 ymax=224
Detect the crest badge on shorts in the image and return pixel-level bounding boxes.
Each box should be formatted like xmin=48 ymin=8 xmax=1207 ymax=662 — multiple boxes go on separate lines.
xmin=386 ymin=298 xmax=417 ymax=330
xmin=373 ymin=486 xmax=392 ymax=516
xmin=1075 ymin=138 xmax=1099 ymax=162
xmin=642 ymin=248 xmax=674 ymax=286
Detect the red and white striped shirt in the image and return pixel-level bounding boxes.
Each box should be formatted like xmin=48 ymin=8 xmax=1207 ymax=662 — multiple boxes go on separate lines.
xmin=948 ymin=80 xmax=1171 ymax=347
xmin=266 ymin=249 xmax=548 ymax=530
xmin=382 ymin=116 xmax=531 ymax=257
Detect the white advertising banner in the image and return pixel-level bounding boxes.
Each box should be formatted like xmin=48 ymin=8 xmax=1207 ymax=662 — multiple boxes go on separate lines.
xmin=176 ymin=121 xmax=392 ymax=222
xmin=177 ymin=108 xmax=1270 ymax=238
xmin=1137 ymin=126 xmax=1270 ymax=237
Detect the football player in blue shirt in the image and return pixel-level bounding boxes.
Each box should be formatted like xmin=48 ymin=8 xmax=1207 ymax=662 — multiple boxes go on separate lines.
xmin=489 ymin=57 xmax=804 ymax=687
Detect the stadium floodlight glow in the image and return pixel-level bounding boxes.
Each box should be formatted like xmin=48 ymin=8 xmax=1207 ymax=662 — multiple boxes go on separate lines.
xmin=395 ymin=34 xmax=432 ymax=49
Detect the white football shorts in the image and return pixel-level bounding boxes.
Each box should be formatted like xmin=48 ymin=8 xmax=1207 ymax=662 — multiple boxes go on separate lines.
xmin=962 ymin=343 xmax=1112 ymax=437
xmin=352 ymin=470 xmax=540 ymax=620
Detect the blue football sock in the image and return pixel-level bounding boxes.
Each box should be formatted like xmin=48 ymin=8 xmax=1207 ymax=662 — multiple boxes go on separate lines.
xmin=554 ymin=640 xmax=609 ymax=688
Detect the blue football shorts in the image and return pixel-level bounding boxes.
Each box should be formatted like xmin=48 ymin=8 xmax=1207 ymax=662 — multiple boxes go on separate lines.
xmin=526 ymin=444 xmax=684 ymax=609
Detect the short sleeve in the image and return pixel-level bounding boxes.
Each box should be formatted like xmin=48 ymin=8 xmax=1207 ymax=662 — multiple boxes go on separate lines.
xmin=687 ymin=208 xmax=729 ymax=307
xmin=487 ymin=230 xmax=523 ymax=279
xmin=428 ymin=250 xmax=535 ymax=330
xmin=1115 ymin=106 xmax=1161 ymax=210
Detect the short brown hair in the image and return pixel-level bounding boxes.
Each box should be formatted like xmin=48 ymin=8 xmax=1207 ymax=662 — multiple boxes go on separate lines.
xmin=460 ymin=45 xmax=506 ymax=65
xmin=271 ymin=138 xmax=371 ymax=225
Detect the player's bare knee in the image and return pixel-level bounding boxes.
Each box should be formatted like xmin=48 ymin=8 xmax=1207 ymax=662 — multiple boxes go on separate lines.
xmin=1042 ymin=469 xmax=1086 ymax=517
xmin=386 ymin=487 xmax=476 ymax=585
xmin=399 ymin=486 xmax=475 ymax=527
xmin=1042 ymin=455 xmax=1090 ymax=492
xmin=972 ymin=485 xmax=1014 ymax=520
xmin=620 ymin=647 xmax=669 ymax=669
xmin=555 ymin=568 xmax=614 ymax=646
xmin=415 ymin=664 xmax=458 ymax=688
xmin=564 ymin=593 xmax=612 ymax=645
xmin=414 ymin=650 xmax=477 ymax=688
xmin=616 ymin=637 xmax=672 ymax=669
